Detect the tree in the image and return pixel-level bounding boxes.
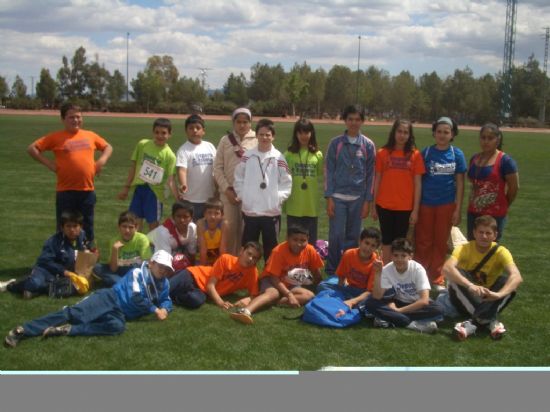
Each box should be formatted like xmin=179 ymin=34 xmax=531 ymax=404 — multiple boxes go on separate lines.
xmin=284 ymin=67 xmax=309 ymax=117
xmin=107 ymin=69 xmax=126 ymax=103
xmin=364 ymin=66 xmax=391 ymax=117
xmin=36 ymin=68 xmax=57 ymax=107
xmin=86 ymin=61 xmax=109 ymax=108
xmin=131 ymin=71 xmax=164 ymax=112
xmin=389 ymin=70 xmax=416 ymax=118
xmin=223 ymin=73 xmax=248 ymax=106
xmin=248 ymin=63 xmax=286 ymax=102
xmin=442 ymin=67 xmax=477 ymax=123
xmin=323 ymin=65 xmax=354 ymax=115
xmin=306 ymin=68 xmax=327 ymax=118
xmin=419 ymin=71 xmax=443 ymax=120
xmin=0 ymin=75 xmax=8 ymax=103
xmin=70 ymin=46 xmax=88 ymax=98
xmin=57 ymin=55 xmax=72 ymax=99
xmin=511 ymin=54 xmax=546 ymax=120
xmin=145 ymin=55 xmax=179 ymax=100
xmin=170 ymin=76 xmax=207 ymax=108
xmin=11 ymin=75 xmax=27 ymax=98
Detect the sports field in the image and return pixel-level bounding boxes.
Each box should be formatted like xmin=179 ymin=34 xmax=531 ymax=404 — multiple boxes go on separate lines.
xmin=0 ymin=112 xmax=549 ymax=370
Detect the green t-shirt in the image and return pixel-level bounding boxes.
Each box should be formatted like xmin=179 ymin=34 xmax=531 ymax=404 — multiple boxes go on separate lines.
xmin=283 ymin=149 xmax=323 ymax=217
xmin=131 ymin=139 xmax=176 ymax=201
xmin=108 ymin=232 xmax=152 ymax=267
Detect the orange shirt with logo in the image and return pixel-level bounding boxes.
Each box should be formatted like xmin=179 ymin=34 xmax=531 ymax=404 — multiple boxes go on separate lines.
xmin=188 ymin=254 xmax=259 ymax=297
xmin=375 ymin=148 xmax=425 ymax=210
xmin=262 ymin=242 xmax=324 ymax=287
xmin=33 ymin=129 xmax=109 ymax=191
xmin=336 ymin=249 xmax=379 ymax=290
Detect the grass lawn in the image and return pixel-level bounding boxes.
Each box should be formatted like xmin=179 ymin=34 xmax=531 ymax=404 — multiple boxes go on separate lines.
xmin=0 ymin=113 xmax=549 ymax=370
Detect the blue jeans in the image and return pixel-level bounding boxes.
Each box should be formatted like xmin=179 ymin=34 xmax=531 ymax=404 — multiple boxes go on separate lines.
xmin=22 ymin=289 xmax=125 ymax=337
xmin=169 ymin=269 xmax=206 ymax=309
xmin=326 ymin=197 xmax=363 ymax=275
xmin=364 ymin=289 xmax=444 ymax=327
xmin=93 ymin=263 xmax=136 ymax=288
xmin=56 ymin=190 xmax=96 ymax=241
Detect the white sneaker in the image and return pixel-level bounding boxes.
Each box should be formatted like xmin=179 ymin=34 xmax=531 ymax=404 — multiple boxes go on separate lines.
xmin=407 ymin=320 xmax=438 ymax=334
xmin=230 ymin=308 xmax=254 ymax=325
xmin=489 ymin=320 xmax=506 ymax=340
xmin=454 ymin=319 xmax=477 ymax=341
xmin=0 ymin=279 xmax=16 ymax=292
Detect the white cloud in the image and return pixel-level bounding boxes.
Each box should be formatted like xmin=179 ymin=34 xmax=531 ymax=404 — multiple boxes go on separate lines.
xmin=1 ymin=0 xmax=549 ymax=91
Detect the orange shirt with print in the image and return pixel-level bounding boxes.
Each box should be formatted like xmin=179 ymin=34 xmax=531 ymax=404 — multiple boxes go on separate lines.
xmin=33 ymin=129 xmax=109 ymax=191
xmin=188 ymin=254 xmax=259 ymax=297
xmin=336 ymin=249 xmax=379 ymax=290
xmin=262 ymin=242 xmax=324 ymax=287
xmin=375 ymin=148 xmax=425 ymax=210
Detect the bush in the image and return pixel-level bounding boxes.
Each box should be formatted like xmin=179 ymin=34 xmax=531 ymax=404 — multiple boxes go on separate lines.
xmin=203 ymin=100 xmax=237 ymax=115
xmin=514 ymin=116 xmax=545 ymax=128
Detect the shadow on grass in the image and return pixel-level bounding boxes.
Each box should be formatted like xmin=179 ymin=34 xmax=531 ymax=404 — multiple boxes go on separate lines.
xmin=0 ymin=267 xmax=30 ymax=278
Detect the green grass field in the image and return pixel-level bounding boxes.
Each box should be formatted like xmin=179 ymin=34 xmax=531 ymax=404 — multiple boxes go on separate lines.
xmin=0 ymin=113 xmax=549 ymax=370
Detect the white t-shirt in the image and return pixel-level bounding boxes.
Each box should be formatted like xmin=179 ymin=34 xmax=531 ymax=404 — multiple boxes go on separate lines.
xmin=380 ymin=260 xmax=431 ymax=303
xmin=176 ymin=140 xmax=217 ymax=203
xmin=147 ymin=222 xmax=197 ymax=255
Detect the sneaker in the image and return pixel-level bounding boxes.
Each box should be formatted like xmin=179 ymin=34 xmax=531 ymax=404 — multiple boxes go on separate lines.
xmin=373 ymin=317 xmax=394 ymax=328
xmin=407 ymin=320 xmax=438 ymax=334
xmin=489 ymin=320 xmax=506 ymax=340
xmin=4 ymin=326 xmax=25 ymax=348
xmin=0 ymin=278 xmax=16 ymax=292
xmin=454 ymin=319 xmax=477 ymax=341
xmin=230 ymin=308 xmax=254 ymax=325
xmin=42 ymin=324 xmax=72 ymax=339
xmin=23 ymin=290 xmax=39 ymax=300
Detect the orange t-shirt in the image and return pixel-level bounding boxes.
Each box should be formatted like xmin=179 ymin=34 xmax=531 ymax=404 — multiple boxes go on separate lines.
xmin=262 ymin=242 xmax=324 ymax=287
xmin=188 ymin=254 xmax=259 ymax=297
xmin=33 ymin=129 xmax=109 ymax=191
xmin=336 ymin=248 xmax=378 ymax=290
xmin=375 ymin=148 xmax=425 ymax=210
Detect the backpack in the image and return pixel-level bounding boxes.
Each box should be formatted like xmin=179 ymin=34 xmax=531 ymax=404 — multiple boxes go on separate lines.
xmin=302 ymin=289 xmax=362 ymax=328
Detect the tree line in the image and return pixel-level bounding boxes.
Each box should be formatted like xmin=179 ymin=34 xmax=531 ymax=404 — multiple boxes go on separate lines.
xmin=0 ymin=46 xmax=548 ymax=126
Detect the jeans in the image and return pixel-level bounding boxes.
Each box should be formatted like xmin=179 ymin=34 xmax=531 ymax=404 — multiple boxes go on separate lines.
xmin=93 ymin=263 xmax=136 ymax=288
xmin=326 ymin=197 xmax=363 ymax=276
xmin=168 ymin=269 xmax=206 ymax=309
xmin=22 ymin=289 xmax=125 ymax=337
xmin=56 ymin=190 xmax=96 ymax=241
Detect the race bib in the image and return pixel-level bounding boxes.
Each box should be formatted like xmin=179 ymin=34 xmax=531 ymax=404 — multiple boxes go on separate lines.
xmin=139 ymin=159 xmax=164 ymax=185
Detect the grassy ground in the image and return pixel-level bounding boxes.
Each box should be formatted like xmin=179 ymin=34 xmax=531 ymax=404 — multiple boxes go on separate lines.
xmin=0 ymin=113 xmax=549 ymax=370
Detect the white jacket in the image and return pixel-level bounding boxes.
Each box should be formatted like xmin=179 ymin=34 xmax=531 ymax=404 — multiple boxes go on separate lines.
xmin=233 ymin=147 xmax=292 ymax=217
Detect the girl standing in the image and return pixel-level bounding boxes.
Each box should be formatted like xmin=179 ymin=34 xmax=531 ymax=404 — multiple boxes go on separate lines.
xmin=415 ymin=117 xmax=466 ymax=290
xmin=284 ymin=118 xmax=323 ymax=244
xmin=372 ymin=119 xmax=425 ymax=264
xmin=467 ymin=123 xmax=519 ymax=241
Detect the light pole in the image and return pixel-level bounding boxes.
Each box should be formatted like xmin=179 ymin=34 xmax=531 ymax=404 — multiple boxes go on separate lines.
xmin=356 ymin=35 xmax=361 ymax=104
xmin=126 ymin=32 xmax=130 ymax=102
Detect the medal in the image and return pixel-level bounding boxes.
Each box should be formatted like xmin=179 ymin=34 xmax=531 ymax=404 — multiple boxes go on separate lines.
xmin=260 ymin=182 xmax=267 ymax=189
xmin=256 ymin=155 xmax=271 ymax=191
xmin=301 ymin=182 xmax=308 ymax=190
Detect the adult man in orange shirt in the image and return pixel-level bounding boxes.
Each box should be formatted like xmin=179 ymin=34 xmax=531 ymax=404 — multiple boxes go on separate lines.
xmin=28 ymin=103 xmax=113 ymax=242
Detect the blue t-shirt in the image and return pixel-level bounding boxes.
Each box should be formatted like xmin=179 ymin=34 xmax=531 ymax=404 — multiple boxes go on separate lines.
xmin=421 ymin=145 xmax=467 ymax=206
xmin=467 ymin=153 xmax=517 ymax=180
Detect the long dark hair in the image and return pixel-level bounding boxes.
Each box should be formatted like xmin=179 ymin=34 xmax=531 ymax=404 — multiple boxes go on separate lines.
xmin=287 ymin=118 xmax=319 ymax=153
xmin=383 ymin=118 xmax=416 ymax=155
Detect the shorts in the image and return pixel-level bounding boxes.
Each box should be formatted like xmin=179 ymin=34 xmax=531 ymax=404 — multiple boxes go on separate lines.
xmin=130 ymin=184 xmax=163 ymax=224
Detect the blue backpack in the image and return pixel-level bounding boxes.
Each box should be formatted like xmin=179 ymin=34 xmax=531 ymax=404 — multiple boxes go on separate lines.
xmin=302 ymin=290 xmax=362 ymax=328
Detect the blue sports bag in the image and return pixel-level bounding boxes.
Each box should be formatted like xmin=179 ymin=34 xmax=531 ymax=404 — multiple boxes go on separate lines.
xmin=302 ymin=290 xmax=362 ymax=328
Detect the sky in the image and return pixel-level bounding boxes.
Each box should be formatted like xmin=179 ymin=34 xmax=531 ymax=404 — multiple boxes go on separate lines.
xmin=1 ymin=0 xmax=550 ymax=93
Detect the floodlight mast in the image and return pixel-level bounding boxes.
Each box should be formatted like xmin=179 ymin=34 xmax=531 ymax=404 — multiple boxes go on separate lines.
xmin=500 ymin=0 xmax=517 ymax=124
xmin=540 ymin=27 xmax=549 ymax=124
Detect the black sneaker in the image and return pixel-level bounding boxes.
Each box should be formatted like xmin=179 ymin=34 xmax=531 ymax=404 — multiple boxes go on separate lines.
xmin=4 ymin=326 xmax=25 ymax=348
xmin=42 ymin=324 xmax=72 ymax=339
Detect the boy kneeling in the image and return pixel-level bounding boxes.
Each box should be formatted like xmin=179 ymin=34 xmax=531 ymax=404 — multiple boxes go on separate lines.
xmin=230 ymin=224 xmax=324 ymax=324
xmin=364 ymin=238 xmax=444 ymax=334
xmin=442 ymin=215 xmax=522 ymax=341
xmin=4 ymin=250 xmax=174 ymax=348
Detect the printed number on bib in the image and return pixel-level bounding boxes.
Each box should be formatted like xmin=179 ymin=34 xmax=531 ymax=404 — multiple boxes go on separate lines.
xmin=139 ymin=160 xmax=164 ymax=185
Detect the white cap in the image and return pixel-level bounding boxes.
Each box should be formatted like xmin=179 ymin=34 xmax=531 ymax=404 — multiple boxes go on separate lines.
xmin=232 ymin=107 xmax=252 ymax=121
xmin=151 ymin=250 xmax=174 ymax=273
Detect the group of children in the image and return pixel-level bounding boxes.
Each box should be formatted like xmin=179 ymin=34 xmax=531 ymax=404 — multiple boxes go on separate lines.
xmin=1 ymin=103 xmax=523 ymax=348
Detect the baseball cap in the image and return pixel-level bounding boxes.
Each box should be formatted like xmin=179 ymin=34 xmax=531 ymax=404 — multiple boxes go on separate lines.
xmin=151 ymin=250 xmax=174 ymax=273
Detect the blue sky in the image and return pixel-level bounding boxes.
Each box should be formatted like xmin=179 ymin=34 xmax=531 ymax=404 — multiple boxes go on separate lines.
xmin=1 ymin=0 xmax=549 ymax=92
